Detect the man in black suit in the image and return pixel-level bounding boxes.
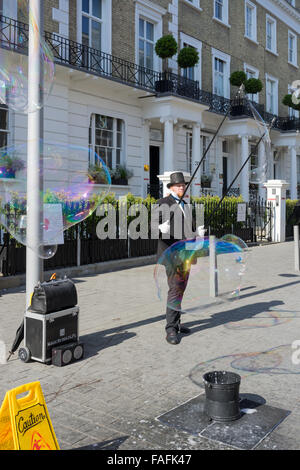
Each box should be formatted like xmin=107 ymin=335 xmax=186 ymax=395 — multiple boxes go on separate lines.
xmin=152 ymin=172 xmax=205 ymax=345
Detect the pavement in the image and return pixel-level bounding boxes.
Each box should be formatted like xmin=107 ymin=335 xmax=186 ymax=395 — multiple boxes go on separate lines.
xmin=0 ymin=240 xmax=299 ymax=451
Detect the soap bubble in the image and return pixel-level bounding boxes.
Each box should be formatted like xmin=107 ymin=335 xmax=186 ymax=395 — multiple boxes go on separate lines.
xmin=0 ymin=141 xmax=111 ymax=259
xmin=154 ymin=235 xmax=249 ymax=314
xmin=248 ymin=102 xmax=272 ymax=185
xmin=0 ymin=1 xmax=55 ymax=113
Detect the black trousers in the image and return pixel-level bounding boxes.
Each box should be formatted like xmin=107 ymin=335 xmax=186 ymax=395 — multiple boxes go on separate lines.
xmin=165 ymin=263 xmax=190 ymax=333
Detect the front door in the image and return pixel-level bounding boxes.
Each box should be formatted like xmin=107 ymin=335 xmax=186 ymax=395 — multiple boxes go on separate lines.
xmin=149 ymin=146 xmax=160 ymax=199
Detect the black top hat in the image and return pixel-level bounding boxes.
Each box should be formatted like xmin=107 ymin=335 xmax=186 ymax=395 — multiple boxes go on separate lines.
xmin=167 ymin=172 xmax=187 ymax=188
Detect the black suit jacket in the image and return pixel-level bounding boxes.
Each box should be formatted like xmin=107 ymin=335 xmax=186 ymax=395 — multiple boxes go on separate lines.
xmin=152 ymin=195 xmax=196 ymax=261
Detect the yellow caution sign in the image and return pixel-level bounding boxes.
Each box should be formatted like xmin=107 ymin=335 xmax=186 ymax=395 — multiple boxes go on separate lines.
xmin=0 ymin=381 xmax=59 ymax=450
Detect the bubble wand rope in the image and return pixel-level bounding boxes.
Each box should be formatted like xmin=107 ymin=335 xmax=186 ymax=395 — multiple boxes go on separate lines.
xmin=205 ymin=115 xmax=276 ymax=228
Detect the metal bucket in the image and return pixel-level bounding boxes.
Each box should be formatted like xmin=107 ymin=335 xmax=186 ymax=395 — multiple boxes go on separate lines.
xmin=203 ymin=371 xmax=241 ymax=422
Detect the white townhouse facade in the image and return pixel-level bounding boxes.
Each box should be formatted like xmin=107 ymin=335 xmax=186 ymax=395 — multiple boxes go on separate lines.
xmin=0 ymin=0 xmax=300 ymax=203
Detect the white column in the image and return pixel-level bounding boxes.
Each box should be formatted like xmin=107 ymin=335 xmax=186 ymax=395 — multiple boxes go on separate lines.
xmin=161 ymin=117 xmax=177 ymax=172
xmin=290 ymin=146 xmax=297 ymax=200
xmin=240 ymin=135 xmax=249 ymax=202
xmin=191 ymin=122 xmax=201 ymax=197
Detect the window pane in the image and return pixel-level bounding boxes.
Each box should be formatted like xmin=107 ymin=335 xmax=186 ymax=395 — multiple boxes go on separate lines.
xmin=0 ymin=109 xmax=7 ymax=130
xmin=146 ymin=42 xmax=154 ymax=69
xmin=139 ymin=19 xmax=144 ymax=38
xmin=82 ymin=0 xmax=89 ymax=13
xmin=146 ymin=21 xmax=154 ymax=41
xmin=117 ymin=119 xmax=122 ymax=132
xmin=92 ymin=0 xmax=102 ymax=18
xmin=91 ymin=20 xmax=101 ymax=49
xmin=117 ymin=132 xmax=122 ymax=148
xmin=116 ymin=149 xmax=121 ymax=166
xmin=0 ymin=132 xmax=7 ymax=148
xmin=82 ymin=16 xmax=89 ymax=46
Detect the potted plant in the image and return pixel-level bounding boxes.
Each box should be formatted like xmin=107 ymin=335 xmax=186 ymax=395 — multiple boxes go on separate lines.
xmin=87 ymin=164 xmax=110 ymax=184
xmin=155 ymin=35 xmax=178 ymax=93
xmin=282 ymin=94 xmax=300 ymax=112
xmin=0 ymin=153 xmax=25 ymax=179
xmin=111 ymin=165 xmax=133 ymax=185
xmin=177 ymin=46 xmax=199 ymax=96
xmin=229 ymin=71 xmax=247 ymax=88
xmin=177 ymin=46 xmax=199 ymax=70
xmin=244 ymin=78 xmax=263 ymax=98
xmin=201 ymin=173 xmax=213 ymax=188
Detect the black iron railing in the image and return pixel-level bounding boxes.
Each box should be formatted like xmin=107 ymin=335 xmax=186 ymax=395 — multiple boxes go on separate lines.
xmin=0 ymin=14 xmax=299 ymax=131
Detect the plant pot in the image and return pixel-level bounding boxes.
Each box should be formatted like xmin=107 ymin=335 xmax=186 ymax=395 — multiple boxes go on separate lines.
xmin=0 ymin=167 xmax=15 ymax=179
xmin=155 ymin=79 xmax=173 ymax=93
xmin=203 ymin=371 xmax=241 ymax=422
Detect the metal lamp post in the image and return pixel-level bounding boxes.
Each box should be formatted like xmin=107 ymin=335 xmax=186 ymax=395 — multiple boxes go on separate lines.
xmin=26 ymin=0 xmax=44 ymax=308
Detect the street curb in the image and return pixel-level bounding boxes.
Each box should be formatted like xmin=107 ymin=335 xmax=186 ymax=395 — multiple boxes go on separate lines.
xmin=0 ymin=255 xmax=156 ymax=290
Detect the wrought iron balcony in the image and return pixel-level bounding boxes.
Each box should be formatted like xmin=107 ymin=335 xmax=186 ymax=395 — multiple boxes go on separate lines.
xmin=0 ymin=14 xmax=299 ymax=132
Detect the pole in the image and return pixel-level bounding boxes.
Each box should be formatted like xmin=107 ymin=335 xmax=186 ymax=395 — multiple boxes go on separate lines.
xmin=26 ymin=0 xmax=44 ymax=308
xmin=209 ymin=235 xmax=218 ymax=297
xmin=294 ymin=225 xmax=300 ymax=272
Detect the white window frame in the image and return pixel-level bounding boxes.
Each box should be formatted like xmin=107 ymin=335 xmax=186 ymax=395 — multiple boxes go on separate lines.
xmin=266 ymin=14 xmax=277 ymax=55
xmin=288 ymin=30 xmax=298 ymax=68
xmin=288 ymin=84 xmax=299 ymax=118
xmin=0 ymin=104 xmax=9 ymax=149
xmin=183 ymin=0 xmax=202 ymax=10
xmin=89 ymin=113 xmax=126 ymax=170
xmin=76 ymin=0 xmax=112 ymax=55
xmin=180 ymin=33 xmax=202 ymax=87
xmin=135 ymin=0 xmax=164 ymax=73
xmin=244 ymin=63 xmax=260 ymax=103
xmin=213 ymin=0 xmax=230 ymax=28
xmin=212 ymin=48 xmax=231 ymax=99
xmin=265 ymin=73 xmax=279 ymax=115
xmin=244 ymin=0 xmax=257 ymax=43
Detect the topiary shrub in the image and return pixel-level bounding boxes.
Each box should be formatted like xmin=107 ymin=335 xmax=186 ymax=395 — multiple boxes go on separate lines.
xmin=244 ymin=77 xmax=263 ymax=95
xmin=177 ymin=46 xmax=199 ymax=69
xmin=282 ymin=94 xmax=300 ymax=111
xmin=155 ymin=35 xmax=178 ymax=63
xmin=230 ymin=71 xmax=247 ymax=87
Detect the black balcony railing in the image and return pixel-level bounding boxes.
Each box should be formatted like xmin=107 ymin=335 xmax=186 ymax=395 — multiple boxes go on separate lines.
xmin=0 ymin=14 xmax=299 ymax=132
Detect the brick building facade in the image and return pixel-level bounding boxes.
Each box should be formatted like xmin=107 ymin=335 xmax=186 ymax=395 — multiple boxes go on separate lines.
xmin=0 ymin=0 xmax=300 ymax=201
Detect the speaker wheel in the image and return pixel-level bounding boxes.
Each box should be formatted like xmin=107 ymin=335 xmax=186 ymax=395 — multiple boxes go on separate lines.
xmin=18 ymin=347 xmax=31 ymax=363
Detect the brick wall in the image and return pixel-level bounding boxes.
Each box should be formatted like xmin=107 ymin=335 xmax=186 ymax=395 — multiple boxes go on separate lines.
xmin=17 ymin=0 xmax=59 ymax=34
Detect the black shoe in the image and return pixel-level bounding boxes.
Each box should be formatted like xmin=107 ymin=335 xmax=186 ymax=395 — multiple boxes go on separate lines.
xmin=179 ymin=324 xmax=191 ymax=334
xmin=166 ymin=330 xmax=180 ymax=345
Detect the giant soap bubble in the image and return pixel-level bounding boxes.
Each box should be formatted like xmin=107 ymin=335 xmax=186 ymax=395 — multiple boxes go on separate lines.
xmin=0 ymin=141 xmax=111 ymax=259
xmin=0 ymin=1 xmax=55 ymax=113
xmin=154 ymin=234 xmax=249 ymax=314
xmin=248 ymin=101 xmax=272 ymax=185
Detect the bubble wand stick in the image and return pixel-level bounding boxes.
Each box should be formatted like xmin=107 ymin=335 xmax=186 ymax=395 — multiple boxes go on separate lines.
xmin=205 ymin=115 xmax=276 ymax=228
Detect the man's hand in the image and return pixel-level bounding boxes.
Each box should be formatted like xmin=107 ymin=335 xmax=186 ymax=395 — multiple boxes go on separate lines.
xmin=197 ymin=225 xmax=207 ymax=237
xmin=159 ymin=219 xmax=170 ymax=234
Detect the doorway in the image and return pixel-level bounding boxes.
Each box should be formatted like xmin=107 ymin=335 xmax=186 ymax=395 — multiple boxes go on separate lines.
xmin=149 ymin=146 xmax=161 ymax=199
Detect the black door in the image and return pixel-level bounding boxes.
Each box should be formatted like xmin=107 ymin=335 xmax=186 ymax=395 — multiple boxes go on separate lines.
xmin=222 ymin=157 xmax=228 ymax=196
xmin=149 ymin=146 xmax=161 ymax=199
